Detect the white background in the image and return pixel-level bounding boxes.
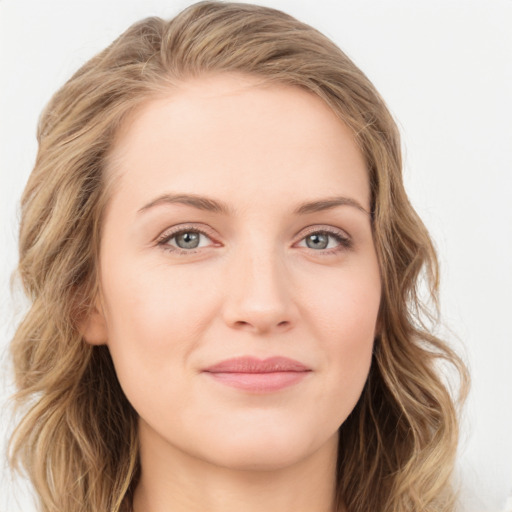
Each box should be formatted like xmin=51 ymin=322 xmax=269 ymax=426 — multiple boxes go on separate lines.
xmin=1 ymin=1 xmax=511 ymax=511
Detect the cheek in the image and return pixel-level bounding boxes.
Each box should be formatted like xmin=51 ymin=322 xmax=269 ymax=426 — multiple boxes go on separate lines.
xmin=303 ymin=259 xmax=381 ymax=342
xmin=99 ymin=257 xmax=222 ymax=396
xmin=303 ymin=264 xmax=380 ymax=404
xmin=103 ymin=258 xmax=217 ymax=342
xmin=99 ymin=266 xmax=220 ymax=424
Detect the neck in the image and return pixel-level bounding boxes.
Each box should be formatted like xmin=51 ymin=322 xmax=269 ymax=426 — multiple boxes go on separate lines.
xmin=132 ymin=423 xmax=340 ymax=512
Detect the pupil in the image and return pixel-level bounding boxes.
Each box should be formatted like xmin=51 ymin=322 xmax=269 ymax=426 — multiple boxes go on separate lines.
xmin=177 ymin=232 xmax=200 ymax=249
xmin=306 ymin=233 xmax=328 ymax=250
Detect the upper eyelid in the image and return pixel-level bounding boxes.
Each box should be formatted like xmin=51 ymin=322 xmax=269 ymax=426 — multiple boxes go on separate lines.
xmin=298 ymin=224 xmax=350 ymax=236
xmin=156 ymin=224 xmax=217 ymax=243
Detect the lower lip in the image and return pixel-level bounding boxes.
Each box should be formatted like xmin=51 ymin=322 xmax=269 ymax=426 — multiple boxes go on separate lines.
xmin=204 ymin=371 xmax=310 ymax=392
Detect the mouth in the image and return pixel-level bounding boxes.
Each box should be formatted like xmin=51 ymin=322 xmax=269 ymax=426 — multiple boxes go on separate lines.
xmin=202 ymin=356 xmax=312 ymax=393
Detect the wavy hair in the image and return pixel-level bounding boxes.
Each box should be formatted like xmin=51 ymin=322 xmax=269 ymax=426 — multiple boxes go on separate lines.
xmin=9 ymin=2 xmax=468 ymax=511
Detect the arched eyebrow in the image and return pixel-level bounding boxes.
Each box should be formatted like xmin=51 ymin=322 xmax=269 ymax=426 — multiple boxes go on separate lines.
xmin=293 ymin=197 xmax=370 ymax=216
xmin=138 ymin=193 xmax=233 ymax=215
xmin=138 ymin=193 xmax=370 ymax=216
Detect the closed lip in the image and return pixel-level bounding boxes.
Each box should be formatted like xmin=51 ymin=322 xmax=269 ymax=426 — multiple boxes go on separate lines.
xmin=202 ymin=356 xmax=311 ymax=374
xmin=202 ymin=356 xmax=311 ymax=393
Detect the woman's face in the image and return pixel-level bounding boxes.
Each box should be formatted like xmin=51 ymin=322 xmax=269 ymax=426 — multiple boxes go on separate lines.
xmin=85 ymin=74 xmax=381 ymax=471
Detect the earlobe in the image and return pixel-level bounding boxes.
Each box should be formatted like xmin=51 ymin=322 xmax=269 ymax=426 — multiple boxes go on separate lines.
xmin=80 ymin=300 xmax=108 ymax=346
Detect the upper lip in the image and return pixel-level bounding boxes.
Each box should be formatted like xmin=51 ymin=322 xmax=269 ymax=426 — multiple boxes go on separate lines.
xmin=203 ymin=356 xmax=311 ymax=373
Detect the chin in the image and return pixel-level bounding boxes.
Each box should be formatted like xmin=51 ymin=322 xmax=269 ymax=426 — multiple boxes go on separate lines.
xmin=194 ymin=426 xmax=337 ymax=472
xmin=207 ymin=446 xmax=310 ymax=472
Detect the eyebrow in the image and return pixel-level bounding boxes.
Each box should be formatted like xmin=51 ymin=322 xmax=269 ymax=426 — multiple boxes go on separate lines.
xmin=293 ymin=197 xmax=370 ymax=216
xmin=138 ymin=193 xmax=370 ymax=216
xmin=138 ymin=193 xmax=233 ymax=215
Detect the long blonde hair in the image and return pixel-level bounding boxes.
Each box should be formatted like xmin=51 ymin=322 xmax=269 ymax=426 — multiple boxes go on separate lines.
xmin=9 ymin=2 xmax=468 ymax=511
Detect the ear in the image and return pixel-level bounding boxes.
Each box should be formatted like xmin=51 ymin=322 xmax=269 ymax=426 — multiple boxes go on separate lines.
xmin=80 ymin=298 xmax=108 ymax=346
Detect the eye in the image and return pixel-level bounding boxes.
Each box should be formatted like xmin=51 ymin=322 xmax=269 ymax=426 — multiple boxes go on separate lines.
xmin=296 ymin=229 xmax=352 ymax=253
xmin=157 ymin=227 xmax=215 ymax=253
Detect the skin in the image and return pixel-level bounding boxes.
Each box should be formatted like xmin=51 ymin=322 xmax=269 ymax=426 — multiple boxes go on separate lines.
xmin=82 ymin=74 xmax=381 ymax=512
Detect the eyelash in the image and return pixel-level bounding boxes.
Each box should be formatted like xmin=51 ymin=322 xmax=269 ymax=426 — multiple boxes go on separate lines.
xmin=298 ymin=227 xmax=352 ymax=255
xmin=156 ymin=225 xmax=217 ymax=255
xmin=156 ymin=225 xmax=352 ymax=256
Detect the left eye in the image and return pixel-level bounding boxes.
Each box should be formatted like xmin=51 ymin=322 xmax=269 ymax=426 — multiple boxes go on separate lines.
xmin=163 ymin=230 xmax=212 ymax=250
xmin=297 ymin=231 xmax=348 ymax=250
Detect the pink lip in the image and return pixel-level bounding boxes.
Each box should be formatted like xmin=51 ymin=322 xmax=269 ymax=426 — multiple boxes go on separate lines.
xmin=202 ymin=356 xmax=311 ymax=393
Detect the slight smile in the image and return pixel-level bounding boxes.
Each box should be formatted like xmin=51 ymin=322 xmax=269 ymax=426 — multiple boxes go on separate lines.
xmin=202 ymin=356 xmax=312 ymax=393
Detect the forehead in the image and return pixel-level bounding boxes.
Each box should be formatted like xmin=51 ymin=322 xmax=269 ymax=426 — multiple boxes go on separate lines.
xmin=106 ymin=73 xmax=370 ymax=213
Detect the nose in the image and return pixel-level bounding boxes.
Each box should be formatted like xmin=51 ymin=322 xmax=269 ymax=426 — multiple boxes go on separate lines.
xmin=221 ymin=245 xmax=298 ymax=335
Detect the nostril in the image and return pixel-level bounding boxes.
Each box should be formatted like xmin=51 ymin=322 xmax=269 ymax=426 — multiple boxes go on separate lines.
xmin=230 ymin=319 xmax=291 ymax=333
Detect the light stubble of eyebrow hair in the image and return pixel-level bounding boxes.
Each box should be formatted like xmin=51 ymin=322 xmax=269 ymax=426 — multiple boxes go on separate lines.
xmin=138 ymin=193 xmax=370 ymax=216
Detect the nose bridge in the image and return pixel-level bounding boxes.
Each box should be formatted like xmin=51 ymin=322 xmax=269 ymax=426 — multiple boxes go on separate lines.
xmin=222 ymin=232 xmax=295 ymax=333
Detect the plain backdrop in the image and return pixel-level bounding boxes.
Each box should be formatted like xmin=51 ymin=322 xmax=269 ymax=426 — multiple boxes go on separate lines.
xmin=1 ymin=1 xmax=511 ymax=511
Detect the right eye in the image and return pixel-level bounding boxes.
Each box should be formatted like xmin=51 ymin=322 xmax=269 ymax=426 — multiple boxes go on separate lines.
xmin=158 ymin=228 xmax=216 ymax=254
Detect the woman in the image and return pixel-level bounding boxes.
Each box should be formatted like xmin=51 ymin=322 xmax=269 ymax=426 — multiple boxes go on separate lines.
xmin=8 ymin=2 xmax=468 ymax=511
